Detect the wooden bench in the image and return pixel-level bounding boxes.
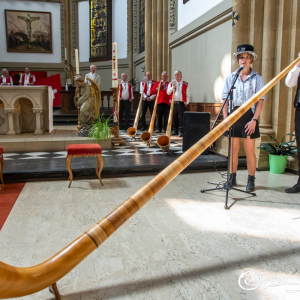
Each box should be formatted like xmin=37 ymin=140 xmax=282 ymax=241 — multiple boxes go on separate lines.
xmin=66 ymin=144 xmax=104 ymax=188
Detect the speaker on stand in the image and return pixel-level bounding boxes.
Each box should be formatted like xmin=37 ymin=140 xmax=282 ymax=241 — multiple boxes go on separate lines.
xmin=182 ymin=112 xmax=211 ymax=154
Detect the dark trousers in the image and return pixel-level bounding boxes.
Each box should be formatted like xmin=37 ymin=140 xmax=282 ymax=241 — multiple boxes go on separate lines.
xmin=119 ymin=99 xmax=131 ymax=128
xmin=295 ymin=109 xmax=300 ymax=181
xmin=157 ymin=103 xmax=170 ymax=131
xmin=173 ymin=102 xmax=186 ymax=133
xmin=141 ymin=100 xmax=155 ymax=129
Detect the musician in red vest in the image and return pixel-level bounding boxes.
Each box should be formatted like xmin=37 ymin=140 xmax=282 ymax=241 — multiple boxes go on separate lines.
xmin=167 ymin=70 xmax=189 ymax=137
xmin=0 ymin=69 xmax=13 ymax=85
xmin=139 ymin=71 xmax=156 ymax=131
xmin=19 ymin=67 xmax=36 ymax=86
xmin=119 ymin=72 xmax=133 ymax=129
xmin=151 ymin=71 xmax=170 ymax=133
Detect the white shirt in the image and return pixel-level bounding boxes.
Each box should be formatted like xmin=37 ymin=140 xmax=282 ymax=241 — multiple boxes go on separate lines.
xmin=139 ymin=80 xmax=156 ymax=100
xmin=121 ymin=81 xmax=133 ymax=100
xmin=285 ymin=65 xmax=300 ymax=88
xmin=1 ymin=75 xmax=13 ymax=85
xmin=19 ymin=73 xmax=36 ymax=86
xmin=167 ymin=80 xmax=189 ymax=104
xmin=85 ymin=72 xmax=101 ymax=88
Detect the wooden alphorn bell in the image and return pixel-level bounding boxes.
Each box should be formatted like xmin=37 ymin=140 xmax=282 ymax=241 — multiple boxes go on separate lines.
xmin=140 ymin=81 xmax=161 ymax=146
xmin=157 ymin=80 xmax=176 ymax=153
xmin=127 ymin=77 xmax=147 ymax=139
xmin=1 ymin=56 xmax=300 ymax=299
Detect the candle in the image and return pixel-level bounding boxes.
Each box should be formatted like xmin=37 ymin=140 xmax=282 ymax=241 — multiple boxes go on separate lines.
xmin=112 ymin=42 xmax=118 ymax=87
xmin=65 ymin=48 xmax=67 ymax=61
xmin=75 ymin=49 xmax=79 ymax=74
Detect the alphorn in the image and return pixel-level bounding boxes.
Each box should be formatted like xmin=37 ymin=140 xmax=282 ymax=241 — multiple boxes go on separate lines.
xmin=1 ymin=56 xmax=300 ymax=299
xmin=157 ymin=82 xmax=176 ymax=153
xmin=140 ymin=82 xmax=161 ymax=146
xmin=127 ymin=77 xmax=147 ymax=139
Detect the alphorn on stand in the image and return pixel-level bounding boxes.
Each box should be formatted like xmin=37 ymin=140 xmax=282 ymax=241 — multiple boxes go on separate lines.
xmin=110 ymin=84 xmax=126 ymax=146
xmin=140 ymin=82 xmax=161 ymax=146
xmin=127 ymin=77 xmax=147 ymax=140
xmin=1 ymin=56 xmax=300 ymax=300
xmin=157 ymin=81 xmax=176 ymax=153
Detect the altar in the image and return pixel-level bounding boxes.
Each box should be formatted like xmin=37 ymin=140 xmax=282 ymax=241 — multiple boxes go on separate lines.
xmin=0 ymin=86 xmax=53 ymax=135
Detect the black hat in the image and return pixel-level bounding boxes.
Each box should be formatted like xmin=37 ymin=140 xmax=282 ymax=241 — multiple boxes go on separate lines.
xmin=233 ymin=44 xmax=257 ymax=60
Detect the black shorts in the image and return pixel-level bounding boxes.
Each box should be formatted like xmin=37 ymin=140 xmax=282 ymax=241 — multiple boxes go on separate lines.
xmin=224 ymin=106 xmax=260 ymax=139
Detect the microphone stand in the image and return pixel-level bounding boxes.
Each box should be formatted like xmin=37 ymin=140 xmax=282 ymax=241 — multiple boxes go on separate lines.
xmin=200 ymin=68 xmax=256 ymax=209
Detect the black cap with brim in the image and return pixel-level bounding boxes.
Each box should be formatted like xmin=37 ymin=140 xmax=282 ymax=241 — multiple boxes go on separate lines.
xmin=233 ymin=44 xmax=257 ymax=60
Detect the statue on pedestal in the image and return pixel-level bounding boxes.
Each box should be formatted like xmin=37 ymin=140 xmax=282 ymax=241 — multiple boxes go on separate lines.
xmin=75 ymin=75 xmax=101 ymax=136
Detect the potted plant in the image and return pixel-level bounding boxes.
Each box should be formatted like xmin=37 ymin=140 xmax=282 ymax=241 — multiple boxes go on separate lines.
xmin=88 ymin=115 xmax=112 ymax=145
xmin=257 ymin=133 xmax=297 ymax=174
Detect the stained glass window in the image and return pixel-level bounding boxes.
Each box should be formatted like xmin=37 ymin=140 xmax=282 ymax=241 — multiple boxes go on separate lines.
xmin=90 ymin=0 xmax=112 ymax=61
xmin=139 ymin=0 xmax=145 ymax=53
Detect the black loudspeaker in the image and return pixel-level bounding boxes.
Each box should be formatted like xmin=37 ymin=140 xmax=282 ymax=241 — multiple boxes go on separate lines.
xmin=182 ymin=112 xmax=211 ymax=154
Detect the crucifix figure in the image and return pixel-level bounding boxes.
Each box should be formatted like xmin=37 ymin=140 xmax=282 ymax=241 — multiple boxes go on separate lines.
xmin=17 ymin=14 xmax=40 ymax=48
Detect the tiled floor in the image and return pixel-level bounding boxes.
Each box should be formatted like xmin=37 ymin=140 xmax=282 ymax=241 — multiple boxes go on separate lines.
xmin=2 ymin=130 xmax=242 ymax=182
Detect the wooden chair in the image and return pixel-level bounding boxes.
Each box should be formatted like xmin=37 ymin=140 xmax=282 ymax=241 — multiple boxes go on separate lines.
xmin=66 ymin=144 xmax=104 ymax=188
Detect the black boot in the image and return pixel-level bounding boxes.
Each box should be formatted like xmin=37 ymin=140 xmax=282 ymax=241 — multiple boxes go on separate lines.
xmin=246 ymin=175 xmax=255 ymax=192
xmin=223 ymin=173 xmax=237 ymax=189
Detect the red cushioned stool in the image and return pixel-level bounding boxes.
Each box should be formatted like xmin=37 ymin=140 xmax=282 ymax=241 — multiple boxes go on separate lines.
xmin=0 ymin=147 xmax=3 ymax=189
xmin=66 ymin=144 xmax=104 ymax=188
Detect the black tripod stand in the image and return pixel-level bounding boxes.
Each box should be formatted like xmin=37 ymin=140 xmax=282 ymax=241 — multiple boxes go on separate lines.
xmin=200 ymin=68 xmax=256 ymax=209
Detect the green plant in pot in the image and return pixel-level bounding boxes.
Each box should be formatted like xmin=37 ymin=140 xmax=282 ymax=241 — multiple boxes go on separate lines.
xmin=257 ymin=133 xmax=297 ymax=174
xmin=88 ymin=115 xmax=112 ymax=144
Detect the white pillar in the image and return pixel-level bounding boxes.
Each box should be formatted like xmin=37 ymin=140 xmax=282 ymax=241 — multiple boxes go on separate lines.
xmin=5 ymin=109 xmax=16 ymax=135
xmin=34 ymin=110 xmax=43 ymax=135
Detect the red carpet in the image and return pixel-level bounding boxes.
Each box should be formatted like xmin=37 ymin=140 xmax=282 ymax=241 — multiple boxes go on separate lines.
xmin=0 ymin=183 xmax=25 ymax=231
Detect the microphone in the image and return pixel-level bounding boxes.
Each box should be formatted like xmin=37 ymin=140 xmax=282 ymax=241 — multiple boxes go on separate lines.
xmin=236 ymin=65 xmax=244 ymax=74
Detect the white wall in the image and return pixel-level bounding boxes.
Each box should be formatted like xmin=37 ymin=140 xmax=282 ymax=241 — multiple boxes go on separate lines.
xmin=171 ymin=19 xmax=232 ymax=103
xmin=178 ymin=0 xmax=224 ymax=30
xmin=79 ymin=0 xmax=128 ymax=62
xmin=0 ymin=0 xmax=61 ymax=63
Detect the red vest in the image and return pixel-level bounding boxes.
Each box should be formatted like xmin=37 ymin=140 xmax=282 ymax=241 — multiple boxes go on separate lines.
xmin=120 ymin=82 xmax=133 ymax=100
xmin=151 ymin=81 xmax=170 ymax=105
xmin=169 ymin=81 xmax=188 ymax=103
xmin=20 ymin=74 xmax=34 ymax=85
xmin=0 ymin=76 xmax=12 ymax=85
xmin=142 ymin=80 xmax=156 ymax=100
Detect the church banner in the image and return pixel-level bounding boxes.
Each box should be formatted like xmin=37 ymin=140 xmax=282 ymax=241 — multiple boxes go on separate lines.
xmin=35 ymin=74 xmax=62 ymax=107
xmin=5 ymin=10 xmax=52 ymax=53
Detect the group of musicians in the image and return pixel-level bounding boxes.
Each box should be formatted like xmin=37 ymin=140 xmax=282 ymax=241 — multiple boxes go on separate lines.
xmin=119 ymin=69 xmax=189 ymax=137
xmin=1 ymin=45 xmax=300 ymax=193
xmin=0 ymin=67 xmax=36 ymax=86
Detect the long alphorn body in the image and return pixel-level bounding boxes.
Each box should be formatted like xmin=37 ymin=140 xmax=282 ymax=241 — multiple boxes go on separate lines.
xmin=157 ymin=86 xmax=176 ymax=153
xmin=140 ymin=82 xmax=161 ymax=146
xmin=1 ymin=56 xmax=300 ymax=299
xmin=127 ymin=86 xmax=144 ymax=139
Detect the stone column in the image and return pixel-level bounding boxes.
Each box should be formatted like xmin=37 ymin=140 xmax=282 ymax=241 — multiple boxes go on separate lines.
xmin=128 ymin=0 xmax=134 ymax=79
xmin=63 ymin=0 xmax=71 ymax=63
xmin=13 ymin=101 xmax=21 ymax=134
xmin=5 ymin=109 xmax=15 ymax=135
xmin=162 ymin=0 xmax=169 ymax=73
xmin=145 ymin=0 xmax=153 ymax=74
xmin=34 ymin=110 xmax=43 ymax=135
xmin=260 ymin=0 xmax=276 ymax=134
xmin=156 ymin=0 xmax=163 ymax=79
xmin=152 ymin=0 xmax=158 ymax=80
xmin=231 ymin=0 xmax=250 ymax=71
